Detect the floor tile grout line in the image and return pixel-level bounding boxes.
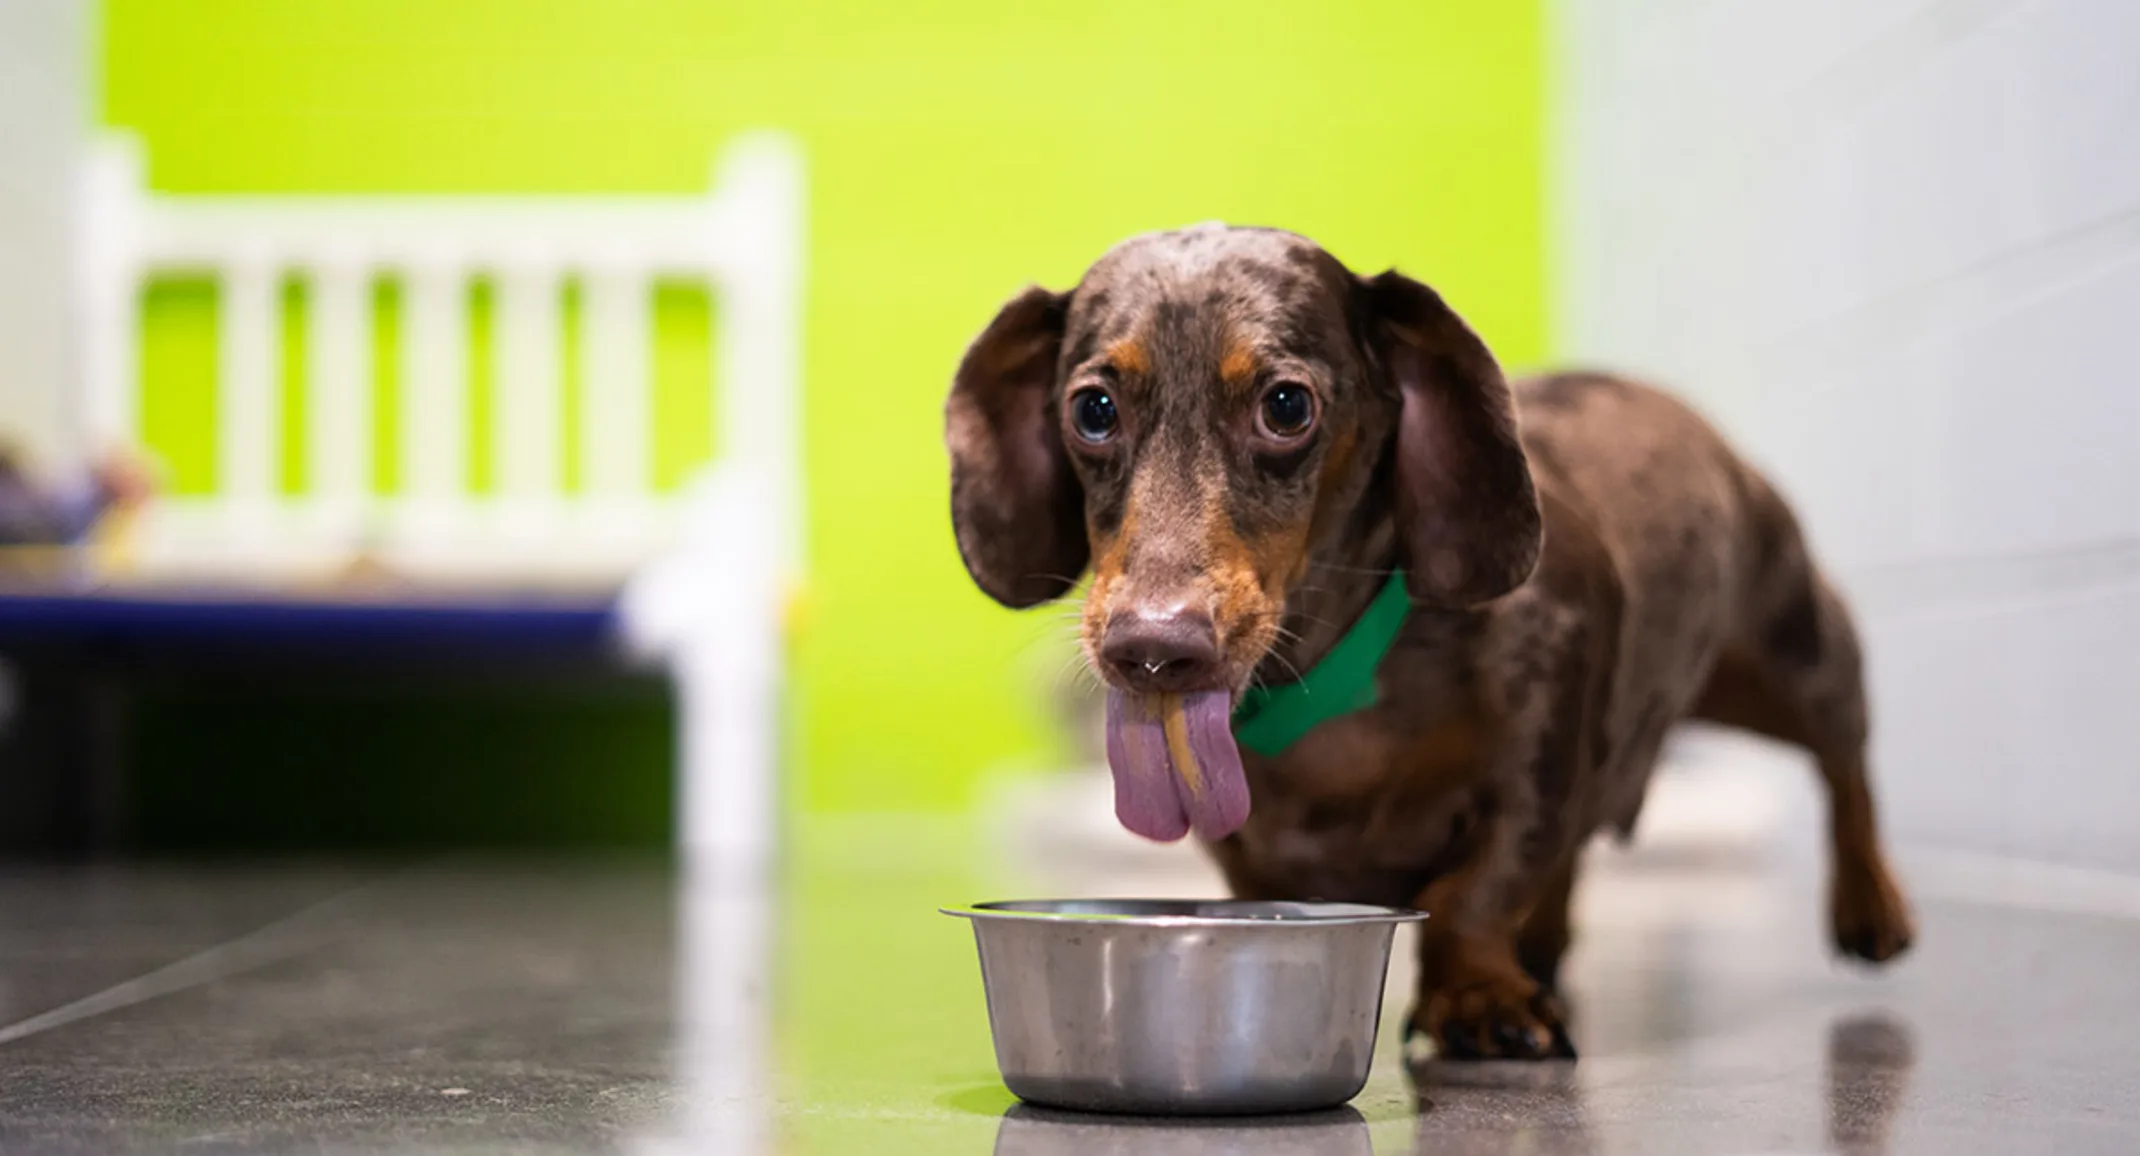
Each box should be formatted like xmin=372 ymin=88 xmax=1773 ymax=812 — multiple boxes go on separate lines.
xmin=0 ymin=878 xmax=385 ymax=1048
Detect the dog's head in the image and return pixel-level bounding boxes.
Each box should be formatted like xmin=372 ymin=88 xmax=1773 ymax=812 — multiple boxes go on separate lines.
xmin=948 ymin=224 xmax=1540 ymax=686
xmin=945 ymin=225 xmax=1540 ymax=838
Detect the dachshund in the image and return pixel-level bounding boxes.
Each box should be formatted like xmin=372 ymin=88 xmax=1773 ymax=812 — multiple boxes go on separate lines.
xmin=945 ymin=224 xmax=1914 ymax=1059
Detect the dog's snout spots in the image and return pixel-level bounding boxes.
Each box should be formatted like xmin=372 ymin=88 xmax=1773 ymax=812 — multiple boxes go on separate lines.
xmin=1092 ymin=505 xmax=1135 ymax=581
xmin=1201 ymin=470 xmax=1298 ymax=663
xmin=1081 ymin=457 xmax=1296 ymax=694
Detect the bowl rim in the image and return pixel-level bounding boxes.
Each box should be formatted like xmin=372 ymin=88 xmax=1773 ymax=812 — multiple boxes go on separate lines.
xmin=939 ymin=898 xmax=1428 ymax=927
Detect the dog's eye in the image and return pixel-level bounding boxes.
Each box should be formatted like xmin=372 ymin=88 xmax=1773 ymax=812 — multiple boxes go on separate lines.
xmin=1069 ymin=388 xmax=1119 ymax=444
xmin=1258 ymin=383 xmax=1317 ymax=440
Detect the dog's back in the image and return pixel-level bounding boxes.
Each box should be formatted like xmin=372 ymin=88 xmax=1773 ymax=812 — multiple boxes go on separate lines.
xmin=1514 ymin=373 xmax=1747 ymax=771
xmin=1515 ymin=371 xmax=1808 ymax=781
xmin=1512 ymin=374 xmax=1908 ymax=967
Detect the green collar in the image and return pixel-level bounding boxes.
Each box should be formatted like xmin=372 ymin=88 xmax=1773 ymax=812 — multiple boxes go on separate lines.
xmin=1231 ymin=570 xmax=1411 ymax=757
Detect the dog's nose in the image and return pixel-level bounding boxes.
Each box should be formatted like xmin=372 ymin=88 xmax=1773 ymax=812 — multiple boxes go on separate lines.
xmin=1101 ymin=608 xmax=1221 ymax=692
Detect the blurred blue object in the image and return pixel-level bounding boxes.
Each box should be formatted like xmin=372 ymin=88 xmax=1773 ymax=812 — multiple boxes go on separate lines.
xmin=0 ymin=587 xmax=618 ymax=664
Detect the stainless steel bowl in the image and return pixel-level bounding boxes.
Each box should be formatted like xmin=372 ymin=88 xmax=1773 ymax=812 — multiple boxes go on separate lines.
xmin=944 ymin=899 xmax=1425 ymax=1115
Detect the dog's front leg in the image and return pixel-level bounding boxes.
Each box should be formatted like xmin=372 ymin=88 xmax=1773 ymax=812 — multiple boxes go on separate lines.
xmin=1407 ymin=811 xmax=1577 ymax=1061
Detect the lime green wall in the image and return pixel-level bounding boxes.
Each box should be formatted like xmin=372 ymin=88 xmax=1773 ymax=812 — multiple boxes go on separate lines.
xmin=104 ymin=0 xmax=1545 ymax=814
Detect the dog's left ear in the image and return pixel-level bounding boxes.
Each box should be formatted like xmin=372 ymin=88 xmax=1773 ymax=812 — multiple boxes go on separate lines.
xmin=945 ymin=286 xmax=1089 ymax=608
xmin=1355 ymin=270 xmax=1542 ymax=606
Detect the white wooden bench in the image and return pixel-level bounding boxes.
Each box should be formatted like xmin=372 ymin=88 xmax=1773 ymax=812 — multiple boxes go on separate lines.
xmin=73 ymin=131 xmax=806 ymax=868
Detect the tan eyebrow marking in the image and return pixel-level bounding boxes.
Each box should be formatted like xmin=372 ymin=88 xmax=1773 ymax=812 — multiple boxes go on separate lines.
xmin=1219 ymin=341 xmax=1260 ymax=389
xmin=1105 ymin=337 xmax=1151 ymax=376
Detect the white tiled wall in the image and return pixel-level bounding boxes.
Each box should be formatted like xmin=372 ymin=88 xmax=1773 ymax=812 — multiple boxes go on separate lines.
xmin=0 ymin=0 xmax=89 ymax=468
xmin=1553 ymin=0 xmax=2140 ymax=870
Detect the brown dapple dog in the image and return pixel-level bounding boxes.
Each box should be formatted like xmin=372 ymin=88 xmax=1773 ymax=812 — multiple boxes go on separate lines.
xmin=945 ymin=224 xmax=1914 ymax=1060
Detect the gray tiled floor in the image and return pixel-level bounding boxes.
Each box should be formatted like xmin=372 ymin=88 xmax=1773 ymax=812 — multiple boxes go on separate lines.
xmin=2 ymin=823 xmax=2137 ymax=1155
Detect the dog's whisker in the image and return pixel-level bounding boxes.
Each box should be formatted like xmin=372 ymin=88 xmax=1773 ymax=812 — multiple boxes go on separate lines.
xmin=1255 ymin=647 xmax=1308 ymax=687
xmin=1053 ymin=649 xmax=1102 ymax=692
xmin=1279 ymin=613 xmax=1346 ymax=636
xmin=1302 ymin=559 xmax=1401 ymax=578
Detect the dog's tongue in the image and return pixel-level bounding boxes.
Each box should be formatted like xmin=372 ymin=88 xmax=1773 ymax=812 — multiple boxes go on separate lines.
xmin=1103 ymin=689 xmax=1251 ymax=843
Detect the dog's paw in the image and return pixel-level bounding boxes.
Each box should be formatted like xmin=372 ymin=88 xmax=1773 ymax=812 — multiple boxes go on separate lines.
xmin=1831 ymin=856 xmax=1915 ymax=964
xmin=1408 ymin=979 xmax=1577 ymax=1062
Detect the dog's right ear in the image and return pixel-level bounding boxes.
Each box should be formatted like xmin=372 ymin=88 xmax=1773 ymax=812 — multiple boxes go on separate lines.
xmin=945 ymin=286 xmax=1088 ymax=608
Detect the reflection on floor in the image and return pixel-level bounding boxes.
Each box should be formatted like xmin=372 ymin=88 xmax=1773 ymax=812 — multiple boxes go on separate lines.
xmin=2 ymin=816 xmax=2139 ymax=1155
